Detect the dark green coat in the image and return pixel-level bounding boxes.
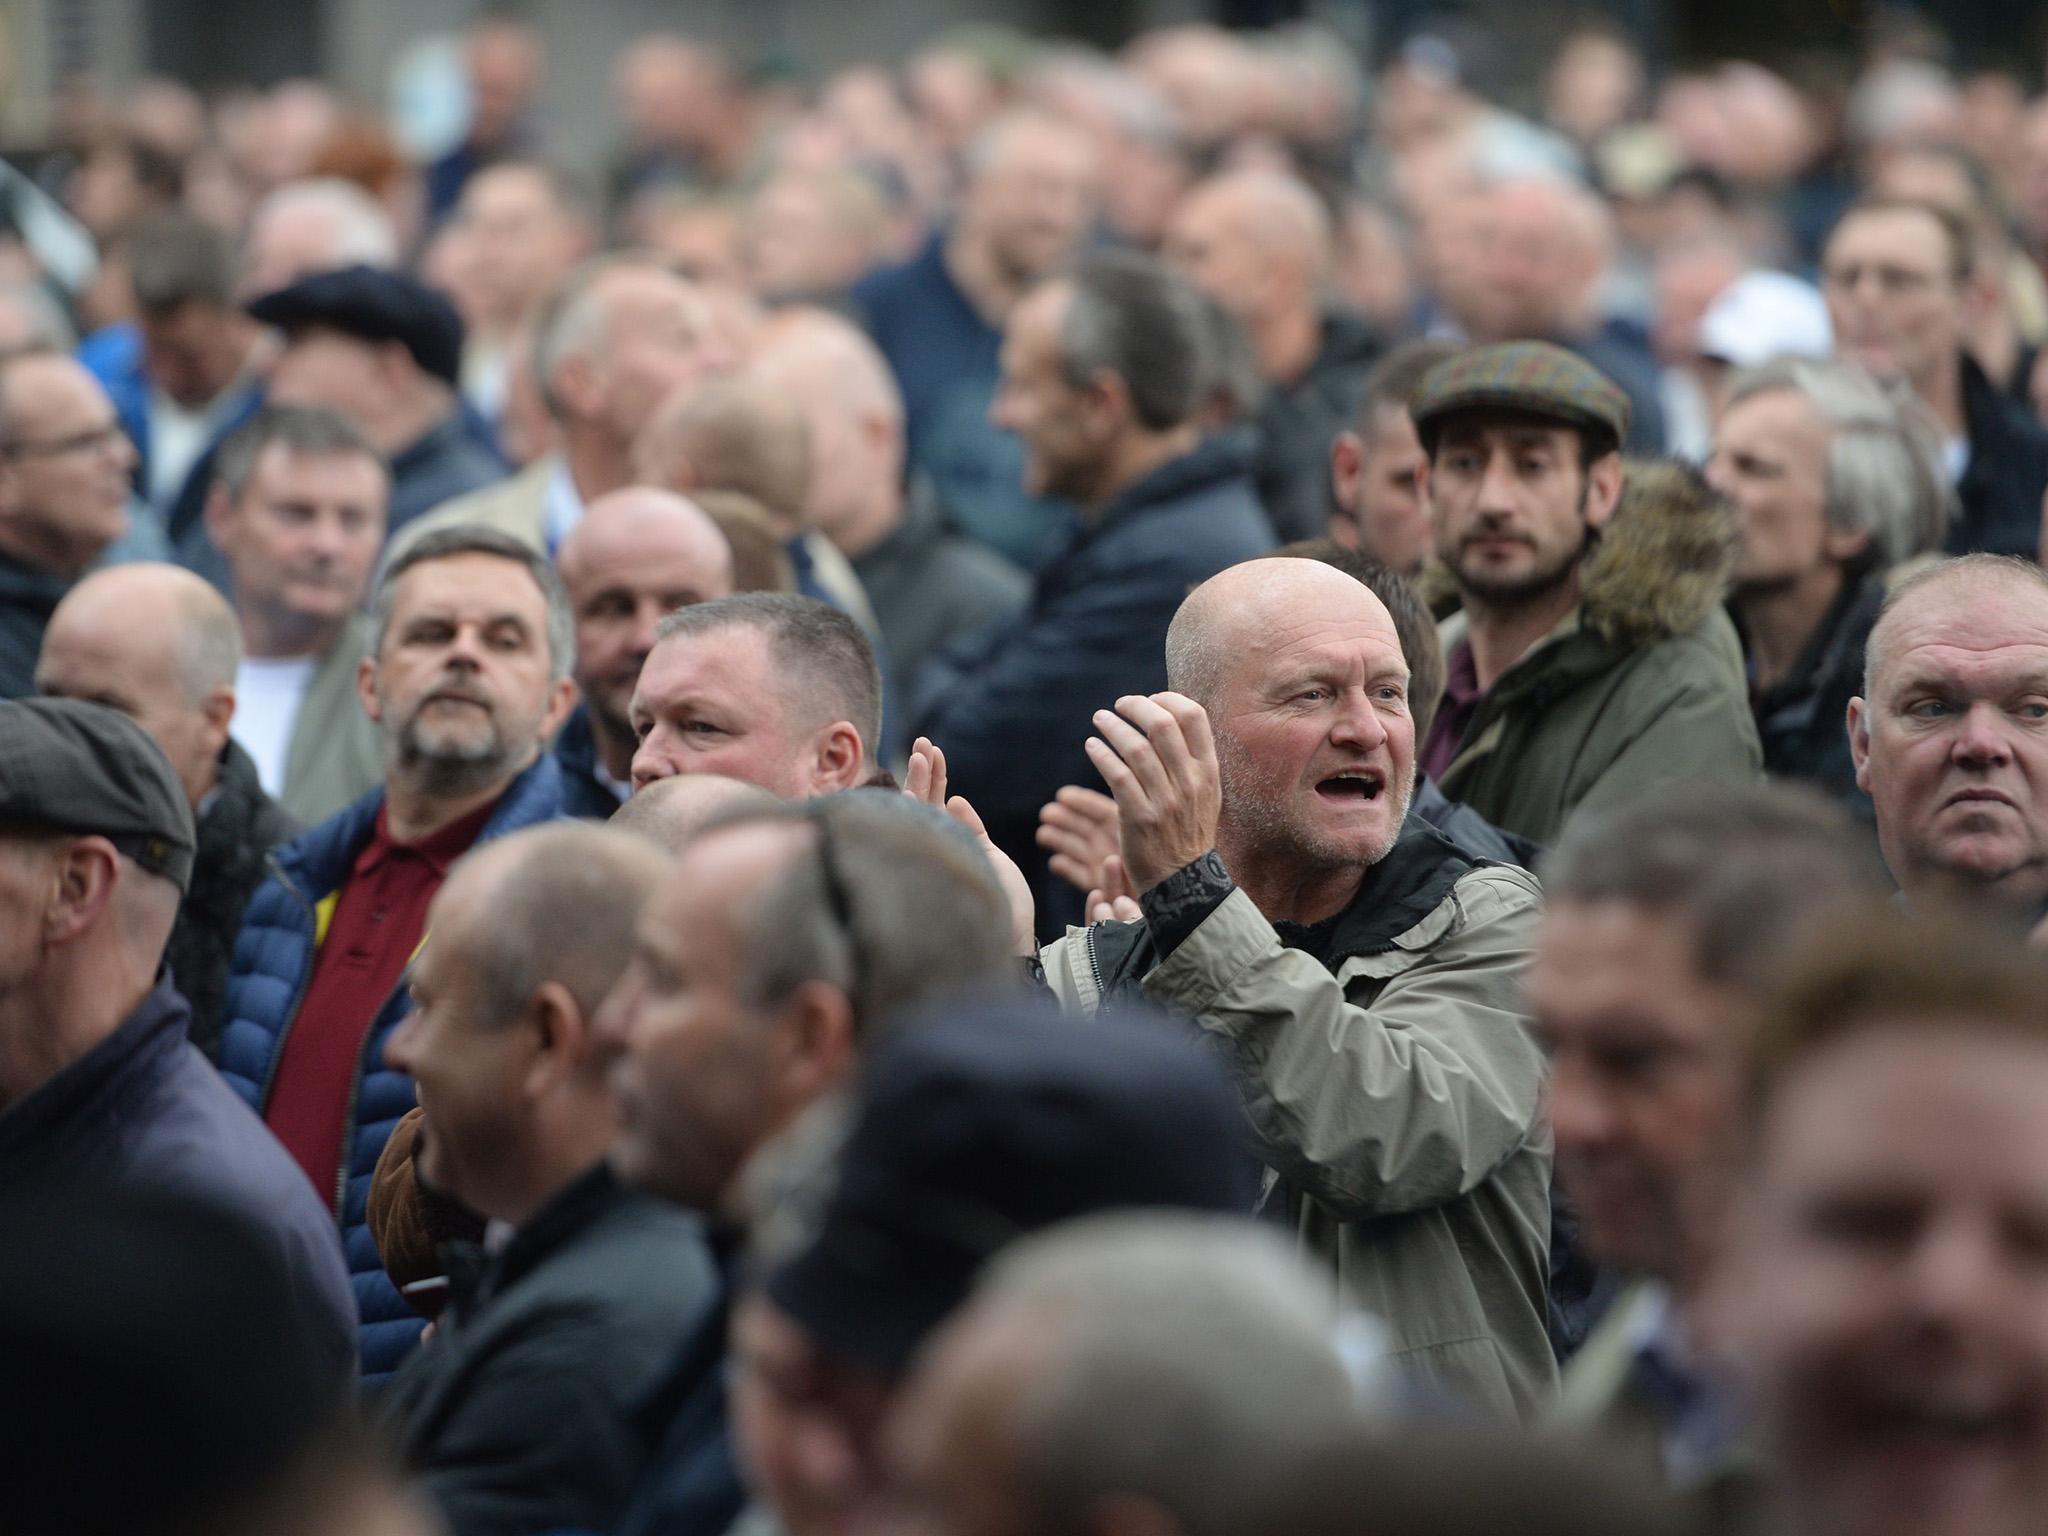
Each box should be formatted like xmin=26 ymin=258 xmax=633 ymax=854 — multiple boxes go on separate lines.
xmin=1438 ymin=462 xmax=1763 ymax=846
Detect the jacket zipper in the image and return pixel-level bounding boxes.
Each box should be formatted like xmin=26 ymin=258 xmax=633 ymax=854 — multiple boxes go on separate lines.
xmin=1085 ymin=923 xmax=1106 ymax=1007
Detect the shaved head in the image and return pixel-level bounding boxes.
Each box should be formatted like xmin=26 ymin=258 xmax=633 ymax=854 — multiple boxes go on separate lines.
xmin=1168 ymin=557 xmax=1402 ymax=709
xmin=557 ymin=486 xmax=733 ymax=596
xmin=1177 ymin=170 xmax=1334 ymax=276
xmin=608 ymin=771 xmax=781 ymax=853
xmin=1864 ymin=553 xmax=2048 ymax=700
xmin=747 ymin=308 xmax=908 ymax=548
xmin=751 ymin=307 xmax=904 ymax=427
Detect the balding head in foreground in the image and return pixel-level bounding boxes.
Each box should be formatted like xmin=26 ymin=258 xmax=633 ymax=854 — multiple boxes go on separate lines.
xmin=36 ymin=563 xmax=242 ymax=812
xmin=608 ymin=772 xmax=781 ymax=852
xmin=557 ymin=486 xmax=734 ymax=784
xmin=1163 ymin=557 xmax=1415 ymax=916
xmin=632 ymin=375 xmax=813 ymax=538
xmin=1850 ymin=554 xmax=2048 ymax=917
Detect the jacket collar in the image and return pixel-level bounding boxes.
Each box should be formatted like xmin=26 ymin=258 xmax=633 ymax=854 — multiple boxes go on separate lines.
xmin=0 ymin=544 xmax=75 ymax=606
xmin=1742 ymin=557 xmax=1885 ymax=722
xmin=0 ymin=975 xmax=190 ymax=1164
xmin=450 ymin=1161 xmax=628 ymax=1317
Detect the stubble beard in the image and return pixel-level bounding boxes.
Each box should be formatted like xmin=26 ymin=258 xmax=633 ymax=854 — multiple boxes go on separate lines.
xmin=1444 ymin=482 xmax=1592 ymax=612
xmin=1214 ymin=731 xmax=1416 ymax=876
xmin=388 ymin=696 xmax=522 ymax=800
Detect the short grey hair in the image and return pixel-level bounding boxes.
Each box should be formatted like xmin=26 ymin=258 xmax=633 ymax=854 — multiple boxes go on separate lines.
xmin=247 ymin=178 xmax=399 ymax=276
xmin=1722 ymin=358 xmax=1951 ymax=565
xmin=975 ymin=1213 xmax=1360 ymax=1536
xmin=212 ymin=404 xmax=387 ymax=502
xmin=1864 ymin=552 xmax=2048 ymax=697
xmin=531 ymin=252 xmax=668 ymax=421
xmin=370 ymin=524 xmax=575 ymax=684
xmin=652 ymin=593 xmax=881 ymax=755
xmin=1056 ymin=251 xmax=1207 ymax=432
xmin=714 ymin=793 xmax=1014 ymax=1033
xmin=1541 ymin=781 xmax=1889 ymax=989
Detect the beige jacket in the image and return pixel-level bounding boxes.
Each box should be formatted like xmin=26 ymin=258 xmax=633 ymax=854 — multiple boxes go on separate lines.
xmin=279 ymin=614 xmax=382 ymax=826
xmin=389 ymin=456 xmax=556 ymax=559
xmin=1040 ymin=846 xmax=1555 ymax=1420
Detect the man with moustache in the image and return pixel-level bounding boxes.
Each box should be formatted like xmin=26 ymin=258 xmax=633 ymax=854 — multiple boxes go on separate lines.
xmin=216 ymin=525 xmax=579 ymax=1380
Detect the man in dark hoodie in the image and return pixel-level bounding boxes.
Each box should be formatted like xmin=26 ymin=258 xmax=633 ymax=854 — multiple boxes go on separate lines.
xmin=1165 ymin=169 xmax=1381 ymax=542
xmin=1415 ymin=343 xmax=1759 ymax=847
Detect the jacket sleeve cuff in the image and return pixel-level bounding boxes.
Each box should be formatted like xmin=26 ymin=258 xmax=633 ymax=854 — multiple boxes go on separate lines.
xmin=1138 ymin=851 xmax=1235 ymax=959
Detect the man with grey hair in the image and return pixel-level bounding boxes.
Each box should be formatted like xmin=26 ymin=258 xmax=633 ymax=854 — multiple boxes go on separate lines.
xmin=240 ymin=177 xmax=400 ymax=302
xmin=401 ymin=255 xmax=734 ymax=559
xmin=204 ymin=404 xmax=389 ymax=822
xmin=598 ymin=791 xmax=1021 ymax=1536
xmin=1164 ymin=169 xmax=1381 ymax=541
xmin=1849 ymin=553 xmax=2048 ymax=926
xmin=630 ymin=592 xmax=881 ymax=797
xmin=852 ymin=109 xmax=1101 ymax=567
xmin=36 ymin=563 xmax=295 ymax=1055
xmin=0 ymin=352 xmax=137 ymax=697
xmin=875 ymin=1212 xmax=1366 ymax=1536
xmin=1708 ymin=357 xmax=1950 ymax=816
xmin=1035 ymin=556 xmax=1551 ymax=1417
xmin=379 ymin=824 xmax=719 ymax=1535
xmin=914 ymin=251 xmax=1272 ymax=934
xmin=216 ymin=523 xmax=581 ymax=1381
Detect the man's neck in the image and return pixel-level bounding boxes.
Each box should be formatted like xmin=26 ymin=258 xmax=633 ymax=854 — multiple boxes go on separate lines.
xmin=383 ymin=752 xmax=532 ymax=844
xmin=1462 ymin=576 xmax=1583 ymax=692
xmin=0 ymin=519 xmax=87 ymax=580
xmin=943 ymin=230 xmax=1027 ymax=329
xmin=1256 ymin=304 xmax=1321 ymax=388
xmin=1920 ymin=352 xmax=1967 ymax=438
xmin=1734 ymin=563 xmax=1847 ymax=696
xmin=238 ymin=604 xmax=344 ymax=662
xmin=0 ymin=965 xmax=152 ymax=1113
xmin=562 ymin=430 xmax=631 ymax=507
xmin=495 ymin=1130 xmax=615 ymax=1232
xmin=1083 ymin=426 xmax=1199 ymax=518
xmin=1219 ymin=840 xmax=1367 ymax=927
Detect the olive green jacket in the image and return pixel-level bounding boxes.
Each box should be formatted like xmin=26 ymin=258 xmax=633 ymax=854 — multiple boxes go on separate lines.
xmin=1040 ymin=834 xmax=1554 ymax=1420
xmin=1438 ymin=462 xmax=1762 ymax=846
xmin=278 ymin=614 xmax=382 ymax=826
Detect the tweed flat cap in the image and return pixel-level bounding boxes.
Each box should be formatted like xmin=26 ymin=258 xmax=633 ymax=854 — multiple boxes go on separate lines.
xmin=1411 ymin=341 xmax=1631 ymax=453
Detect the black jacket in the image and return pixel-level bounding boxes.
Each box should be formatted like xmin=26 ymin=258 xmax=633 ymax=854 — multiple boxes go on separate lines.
xmin=1739 ymin=560 xmax=1884 ymax=823
xmin=168 ymin=740 xmax=299 ymax=1059
xmin=383 ymin=1165 xmax=719 ymax=1536
xmin=1253 ymin=312 xmax=1380 ymax=542
xmin=1955 ymin=352 xmax=2048 ymax=558
xmin=912 ymin=431 xmax=1274 ymax=933
xmin=0 ymin=547 xmax=70 ymax=698
xmin=552 ymin=704 xmax=629 ymax=822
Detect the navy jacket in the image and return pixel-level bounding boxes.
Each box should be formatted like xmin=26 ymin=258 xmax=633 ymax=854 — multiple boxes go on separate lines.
xmin=552 ymin=704 xmax=628 ymax=822
xmin=911 ymin=431 xmax=1274 ymax=932
xmin=0 ymin=546 xmax=70 ymax=698
xmin=1954 ymin=352 xmax=2048 ymax=558
xmin=0 ymin=975 xmax=356 ymax=1379
xmin=215 ymin=754 xmax=573 ymax=1381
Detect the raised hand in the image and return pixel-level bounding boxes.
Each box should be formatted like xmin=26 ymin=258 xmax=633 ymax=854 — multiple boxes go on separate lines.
xmin=906 ymin=736 xmax=1037 ymax=955
xmin=1082 ymin=692 xmax=1222 ymax=894
xmin=1037 ymin=785 xmax=1123 ymax=897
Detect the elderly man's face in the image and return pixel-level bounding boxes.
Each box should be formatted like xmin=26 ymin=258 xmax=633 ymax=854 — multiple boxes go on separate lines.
xmin=1708 ymin=386 xmax=1859 ymax=593
xmin=0 ymin=356 xmax=134 ymax=577
xmin=966 ymin=125 xmax=1098 ymax=289
xmin=1851 ymin=577 xmax=2048 ymax=909
xmin=267 ymin=328 xmax=395 ymax=439
xmin=362 ymin=552 xmax=573 ymax=794
xmin=1210 ymin=592 xmax=1416 ymax=874
xmin=990 ymin=282 xmax=1104 ymax=504
xmin=1723 ymin=1027 xmax=2048 ymax=1536
xmin=629 ymin=626 xmax=835 ymax=798
xmin=1527 ymin=899 xmax=1746 ymax=1280
xmin=1822 ymin=208 xmax=1965 ymax=396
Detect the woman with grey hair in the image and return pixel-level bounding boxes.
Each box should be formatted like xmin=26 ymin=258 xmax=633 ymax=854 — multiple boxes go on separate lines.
xmin=1706 ymin=355 xmax=1952 ymax=818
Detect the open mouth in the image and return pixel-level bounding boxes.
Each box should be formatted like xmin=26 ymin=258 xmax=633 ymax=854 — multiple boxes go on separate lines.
xmin=1315 ymin=770 xmax=1385 ymax=803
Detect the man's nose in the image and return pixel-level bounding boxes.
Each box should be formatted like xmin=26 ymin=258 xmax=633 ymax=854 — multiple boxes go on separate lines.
xmin=1950 ymin=703 xmax=2016 ymax=767
xmin=1901 ymin=1214 xmax=2010 ymax=1331
xmin=1328 ymin=690 xmax=1389 ymax=750
xmin=631 ymin=731 xmax=676 ymax=791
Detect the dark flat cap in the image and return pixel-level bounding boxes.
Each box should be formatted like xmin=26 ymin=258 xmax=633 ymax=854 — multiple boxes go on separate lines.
xmin=247 ymin=262 xmax=465 ymax=386
xmin=764 ymin=993 xmax=1257 ymax=1375
xmin=1411 ymin=341 xmax=1631 ymax=454
xmin=0 ymin=698 xmax=195 ymax=891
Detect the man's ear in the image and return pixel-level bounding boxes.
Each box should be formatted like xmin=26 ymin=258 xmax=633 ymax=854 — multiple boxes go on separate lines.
xmin=201 ymin=684 xmax=236 ymax=754
xmin=1848 ymin=695 xmax=1873 ymax=794
xmin=201 ymin=483 xmax=235 ymax=554
xmin=357 ymin=653 xmax=383 ymax=726
xmin=1584 ymin=450 xmax=1626 ymax=531
xmin=772 ymin=978 xmax=857 ymax=1110
xmin=1330 ymin=430 xmax=1364 ymax=519
xmin=524 ymin=979 xmax=589 ymax=1098
xmin=813 ymin=721 xmax=866 ymax=793
xmin=538 ymin=674 xmax=579 ymax=745
xmin=45 ymin=837 xmax=121 ymax=947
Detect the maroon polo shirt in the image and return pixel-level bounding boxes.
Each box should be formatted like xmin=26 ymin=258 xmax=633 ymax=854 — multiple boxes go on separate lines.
xmin=1420 ymin=637 xmax=1485 ymax=784
xmin=265 ymin=797 xmax=499 ymax=1205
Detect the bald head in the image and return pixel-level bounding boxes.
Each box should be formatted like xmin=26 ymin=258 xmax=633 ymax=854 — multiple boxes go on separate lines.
xmin=557 ymin=486 xmax=735 ymax=776
xmin=1465 ymin=176 xmax=1612 ymax=339
xmin=633 ymin=376 xmax=812 ymax=536
xmin=749 ymin=309 xmax=906 ymax=550
xmin=609 ymin=772 xmax=782 ymax=853
xmin=1164 ymin=171 xmax=1333 ymax=374
xmin=37 ymin=563 xmax=242 ymax=811
xmin=1168 ymin=557 xmax=1402 ymax=710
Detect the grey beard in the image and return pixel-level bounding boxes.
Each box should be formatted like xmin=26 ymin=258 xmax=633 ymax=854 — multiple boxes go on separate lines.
xmin=390 ymin=716 xmax=519 ymax=800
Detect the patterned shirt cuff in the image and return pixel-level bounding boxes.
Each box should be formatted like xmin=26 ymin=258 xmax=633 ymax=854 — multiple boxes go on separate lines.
xmin=1139 ymin=851 xmax=1234 ymax=960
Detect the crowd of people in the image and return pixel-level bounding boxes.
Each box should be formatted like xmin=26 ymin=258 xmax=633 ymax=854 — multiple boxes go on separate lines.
xmin=10 ymin=9 xmax=2048 ymax=1536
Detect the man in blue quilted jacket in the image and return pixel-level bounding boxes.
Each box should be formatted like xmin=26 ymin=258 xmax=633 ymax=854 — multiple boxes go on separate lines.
xmin=217 ymin=522 xmax=578 ymax=1381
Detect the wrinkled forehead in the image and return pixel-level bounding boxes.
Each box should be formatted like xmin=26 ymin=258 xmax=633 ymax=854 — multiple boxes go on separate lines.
xmin=1870 ymin=579 xmax=2048 ymax=697
xmin=1228 ymin=602 xmax=1409 ymax=687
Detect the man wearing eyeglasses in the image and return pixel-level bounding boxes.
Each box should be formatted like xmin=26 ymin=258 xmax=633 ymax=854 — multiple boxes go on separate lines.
xmin=0 ymin=352 xmax=136 ymax=697
xmin=1821 ymin=196 xmax=2048 ymax=558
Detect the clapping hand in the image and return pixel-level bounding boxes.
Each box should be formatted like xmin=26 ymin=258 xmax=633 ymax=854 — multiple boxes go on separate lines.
xmin=905 ymin=736 xmax=1037 ymax=955
xmin=1081 ymin=692 xmax=1222 ymax=895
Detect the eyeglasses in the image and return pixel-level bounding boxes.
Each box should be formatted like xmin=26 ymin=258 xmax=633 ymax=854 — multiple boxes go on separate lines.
xmin=0 ymin=422 xmax=127 ymax=460
xmin=804 ymin=801 xmax=866 ymax=1015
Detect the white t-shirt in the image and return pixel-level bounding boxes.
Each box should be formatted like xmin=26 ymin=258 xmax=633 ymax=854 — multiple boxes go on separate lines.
xmin=232 ymin=655 xmax=319 ymax=798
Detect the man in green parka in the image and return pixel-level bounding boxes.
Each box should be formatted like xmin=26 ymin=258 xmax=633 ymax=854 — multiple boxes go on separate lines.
xmin=1413 ymin=342 xmax=1761 ymax=846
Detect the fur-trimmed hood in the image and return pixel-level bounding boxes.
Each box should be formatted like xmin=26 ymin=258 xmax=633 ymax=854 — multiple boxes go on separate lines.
xmin=1420 ymin=458 xmax=1740 ymax=648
